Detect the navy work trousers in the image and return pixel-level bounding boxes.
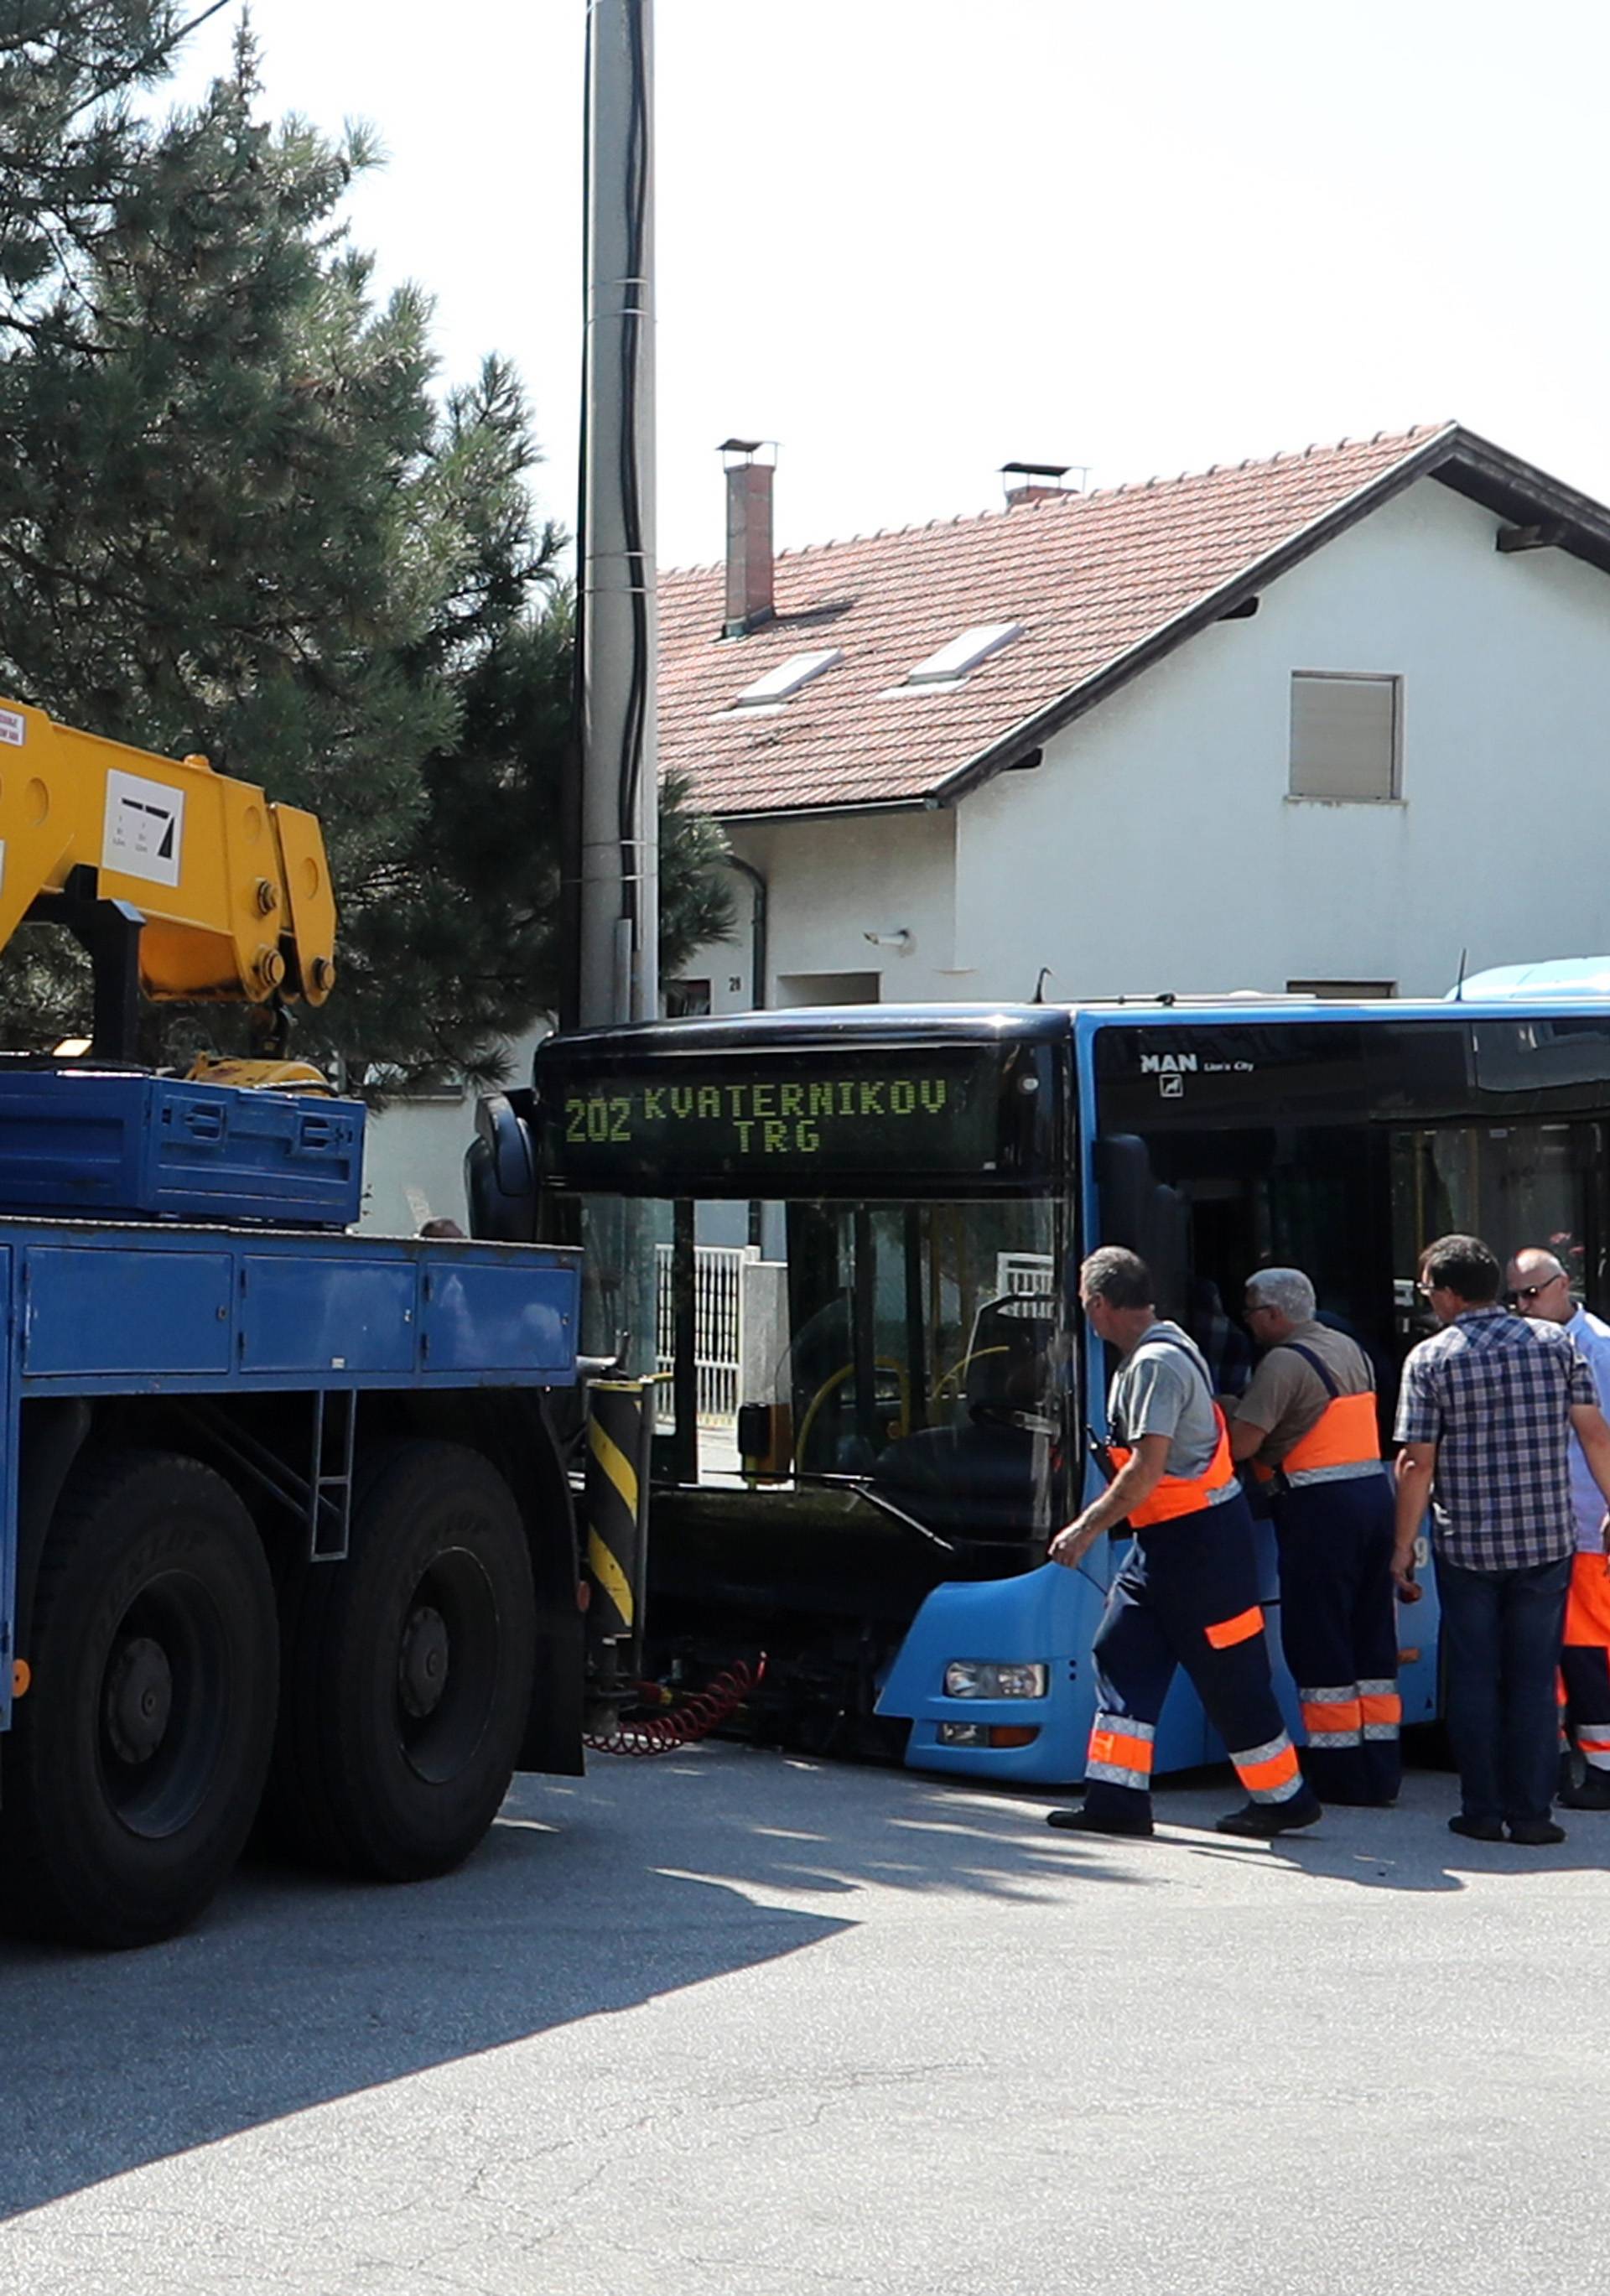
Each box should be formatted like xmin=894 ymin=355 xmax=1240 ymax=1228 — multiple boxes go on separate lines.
xmin=1434 ymin=1550 xmax=1571 ymax=1828
xmin=1273 ymin=1472 xmax=1402 ymax=1805
xmin=1083 ymin=1491 xmax=1309 ymax=1826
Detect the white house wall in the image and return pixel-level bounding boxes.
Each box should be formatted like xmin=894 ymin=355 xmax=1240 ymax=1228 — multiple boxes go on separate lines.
xmin=714 ymin=805 xmax=960 ymax=1008
xmin=361 ymin=1093 xmax=477 ymax=1234
xmin=955 ymin=476 xmax=1610 ymax=1000
xmin=356 ymin=1020 xmax=553 ymax=1237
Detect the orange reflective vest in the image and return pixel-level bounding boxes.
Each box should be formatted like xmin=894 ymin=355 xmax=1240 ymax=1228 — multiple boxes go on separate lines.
xmin=1249 ymin=1342 xmax=1381 ymax=1490
xmin=1109 ymin=1405 xmax=1237 ymax=1527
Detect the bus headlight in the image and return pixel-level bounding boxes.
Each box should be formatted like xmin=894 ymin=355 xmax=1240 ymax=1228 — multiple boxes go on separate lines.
xmin=943 ymin=1661 xmax=1048 ymax=1700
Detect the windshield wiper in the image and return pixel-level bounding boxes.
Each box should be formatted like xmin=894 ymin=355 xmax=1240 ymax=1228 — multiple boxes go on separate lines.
xmin=814 ymin=1474 xmax=958 ymax=1554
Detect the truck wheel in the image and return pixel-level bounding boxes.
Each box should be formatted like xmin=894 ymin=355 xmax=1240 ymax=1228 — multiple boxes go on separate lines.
xmin=0 ymin=1450 xmax=278 ymax=1950
xmin=267 ymin=1441 xmax=537 ymax=1882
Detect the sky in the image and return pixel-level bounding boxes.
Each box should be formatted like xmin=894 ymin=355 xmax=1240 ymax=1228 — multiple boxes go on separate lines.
xmin=169 ymin=0 xmax=1610 ymax=572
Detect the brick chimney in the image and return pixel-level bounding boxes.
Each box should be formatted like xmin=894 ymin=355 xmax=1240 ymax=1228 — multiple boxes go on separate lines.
xmin=1000 ymin=460 xmax=1073 ymax=507
xmin=721 ymin=439 xmax=776 ymax=636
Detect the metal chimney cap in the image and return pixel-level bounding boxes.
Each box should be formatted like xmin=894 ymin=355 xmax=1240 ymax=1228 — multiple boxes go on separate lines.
xmin=1000 ymin=460 xmax=1071 ymax=480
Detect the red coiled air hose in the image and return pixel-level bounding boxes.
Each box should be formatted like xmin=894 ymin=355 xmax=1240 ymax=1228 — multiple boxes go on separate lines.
xmin=584 ymin=1655 xmax=767 ymax=1757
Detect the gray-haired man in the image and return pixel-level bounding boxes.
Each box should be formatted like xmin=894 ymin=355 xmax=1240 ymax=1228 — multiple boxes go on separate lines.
xmin=1229 ymin=1267 xmax=1400 ymax=1805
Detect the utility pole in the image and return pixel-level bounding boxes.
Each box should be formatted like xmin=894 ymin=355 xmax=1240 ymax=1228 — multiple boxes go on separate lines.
xmin=576 ymin=0 xmax=659 ymax=1031
xmin=568 ymin=0 xmax=659 ymax=1377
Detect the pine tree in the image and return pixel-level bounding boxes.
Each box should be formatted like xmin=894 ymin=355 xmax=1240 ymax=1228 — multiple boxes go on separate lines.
xmin=0 ymin=16 xmax=732 ymax=1083
xmin=348 ymin=593 xmax=735 ymax=1095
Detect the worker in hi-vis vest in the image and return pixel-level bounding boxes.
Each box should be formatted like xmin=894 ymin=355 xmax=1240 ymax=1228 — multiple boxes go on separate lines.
xmin=1229 ymin=1268 xmax=1401 ymax=1807
xmin=1046 ymin=1247 xmax=1322 ymax=1841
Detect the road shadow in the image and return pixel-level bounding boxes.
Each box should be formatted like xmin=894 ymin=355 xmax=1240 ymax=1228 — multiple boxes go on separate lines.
xmin=5 ymin=1740 xmax=1579 ymax=2222
xmin=1124 ymin=1766 xmax=1610 ymax=1893
xmin=0 ymin=1740 xmax=1145 ymax=2222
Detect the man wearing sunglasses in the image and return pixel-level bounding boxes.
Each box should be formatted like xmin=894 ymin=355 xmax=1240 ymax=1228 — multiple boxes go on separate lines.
xmin=1504 ymin=1245 xmax=1610 ymax=1811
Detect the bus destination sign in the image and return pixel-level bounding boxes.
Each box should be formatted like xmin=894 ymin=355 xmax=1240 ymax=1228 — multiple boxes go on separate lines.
xmin=538 ymin=1046 xmax=1038 ymax=1189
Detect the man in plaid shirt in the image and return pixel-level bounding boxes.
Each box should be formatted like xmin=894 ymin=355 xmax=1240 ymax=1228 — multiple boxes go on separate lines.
xmin=1394 ymin=1233 xmax=1610 ymax=1843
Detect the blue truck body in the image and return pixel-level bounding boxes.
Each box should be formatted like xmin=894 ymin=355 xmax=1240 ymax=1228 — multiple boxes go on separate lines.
xmin=0 ymin=1066 xmax=595 ymax=1947
xmin=0 ymin=1215 xmax=580 ymax=1741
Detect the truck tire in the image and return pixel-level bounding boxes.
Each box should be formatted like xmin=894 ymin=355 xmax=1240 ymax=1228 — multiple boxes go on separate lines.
xmin=266 ymin=1440 xmax=537 ymax=1881
xmin=0 ymin=1450 xmax=278 ymax=1950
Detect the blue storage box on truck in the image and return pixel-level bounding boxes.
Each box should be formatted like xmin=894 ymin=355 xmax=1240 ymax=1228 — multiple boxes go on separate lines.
xmin=0 ymin=1069 xmax=365 ymax=1226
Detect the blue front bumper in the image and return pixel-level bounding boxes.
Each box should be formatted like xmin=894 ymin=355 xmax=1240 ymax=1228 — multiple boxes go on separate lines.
xmin=874 ymin=1560 xmax=1184 ymax=1787
xmin=876 ymin=1548 xmax=1441 ymax=1789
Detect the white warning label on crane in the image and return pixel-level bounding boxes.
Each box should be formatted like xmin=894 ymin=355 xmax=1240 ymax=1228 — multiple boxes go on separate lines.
xmin=103 ymin=768 xmax=184 ymax=888
xmin=0 ymin=709 xmax=25 ymax=746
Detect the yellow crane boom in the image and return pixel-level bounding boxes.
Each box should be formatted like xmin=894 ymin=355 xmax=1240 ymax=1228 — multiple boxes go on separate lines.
xmin=0 ymin=696 xmax=336 ymax=1057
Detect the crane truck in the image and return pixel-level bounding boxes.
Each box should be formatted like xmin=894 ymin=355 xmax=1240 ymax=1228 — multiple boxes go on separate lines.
xmin=0 ymin=698 xmax=597 ymax=1951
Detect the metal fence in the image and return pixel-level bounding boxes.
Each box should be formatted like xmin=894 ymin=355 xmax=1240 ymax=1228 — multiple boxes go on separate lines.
xmin=655 ymin=1243 xmax=756 ymax=1428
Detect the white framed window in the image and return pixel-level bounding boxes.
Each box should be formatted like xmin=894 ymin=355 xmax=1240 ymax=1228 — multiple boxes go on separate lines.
xmin=730 ymin=648 xmax=843 ymax=709
xmin=1290 ymin=673 xmax=1401 ymax=802
xmin=904 ymin=622 xmax=1023 ymax=687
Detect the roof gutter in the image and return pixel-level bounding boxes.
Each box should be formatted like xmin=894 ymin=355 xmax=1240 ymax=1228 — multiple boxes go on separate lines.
xmin=714 ymin=794 xmax=937 ymax=827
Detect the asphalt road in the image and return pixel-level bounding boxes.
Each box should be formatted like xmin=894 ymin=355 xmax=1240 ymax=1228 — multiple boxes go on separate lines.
xmin=1 ymin=1746 xmax=1605 ymax=2295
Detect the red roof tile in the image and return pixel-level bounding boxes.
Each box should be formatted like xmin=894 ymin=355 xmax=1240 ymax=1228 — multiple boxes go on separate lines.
xmin=659 ymin=426 xmax=1458 ymax=817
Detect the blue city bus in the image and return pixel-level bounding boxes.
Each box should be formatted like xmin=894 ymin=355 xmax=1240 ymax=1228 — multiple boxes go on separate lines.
xmin=530 ymin=981 xmax=1610 ymax=1785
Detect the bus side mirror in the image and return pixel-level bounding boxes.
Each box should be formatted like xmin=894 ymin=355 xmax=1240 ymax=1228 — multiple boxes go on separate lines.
xmin=465 ymin=1093 xmax=537 ymax=1243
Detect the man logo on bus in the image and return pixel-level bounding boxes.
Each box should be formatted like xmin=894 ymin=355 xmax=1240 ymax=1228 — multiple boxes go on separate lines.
xmin=1140 ymin=1051 xmax=1197 ymax=1074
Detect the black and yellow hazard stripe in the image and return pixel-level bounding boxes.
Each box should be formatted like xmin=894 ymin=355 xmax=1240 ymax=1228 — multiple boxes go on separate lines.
xmin=584 ymin=1379 xmax=651 ymax=1641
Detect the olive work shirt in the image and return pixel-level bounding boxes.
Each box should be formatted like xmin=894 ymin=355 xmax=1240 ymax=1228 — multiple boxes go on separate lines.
xmin=1232 ymin=1319 xmax=1375 ymax=1470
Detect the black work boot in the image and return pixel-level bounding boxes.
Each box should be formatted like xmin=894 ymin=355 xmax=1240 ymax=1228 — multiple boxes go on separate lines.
xmin=1215 ymin=1790 xmax=1322 ymax=1838
xmin=1559 ymin=1769 xmax=1610 ymax=1810
xmin=1046 ymin=1804 xmax=1153 ymax=1839
xmin=1448 ymin=1813 xmax=1505 ymax=1841
xmin=1506 ymin=1817 xmax=1567 ymax=1844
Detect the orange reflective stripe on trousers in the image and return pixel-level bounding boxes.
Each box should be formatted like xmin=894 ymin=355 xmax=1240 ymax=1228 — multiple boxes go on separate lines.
xmin=1231 ymin=1732 xmax=1303 ymax=1801
xmin=1205 ymin=1603 xmax=1265 ymax=1650
xmin=1085 ymin=1712 xmax=1156 ymax=1792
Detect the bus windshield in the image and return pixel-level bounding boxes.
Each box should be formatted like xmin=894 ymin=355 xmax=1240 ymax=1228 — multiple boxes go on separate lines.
xmin=568 ymin=1189 xmax=1063 ymax=1546
xmin=536 ymin=1014 xmax=1072 ymax=1553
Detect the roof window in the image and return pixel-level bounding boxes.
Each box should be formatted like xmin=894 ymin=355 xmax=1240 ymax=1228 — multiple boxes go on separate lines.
xmin=730 ymin=647 xmax=843 ymax=709
xmin=904 ymin=621 xmax=1023 ymax=686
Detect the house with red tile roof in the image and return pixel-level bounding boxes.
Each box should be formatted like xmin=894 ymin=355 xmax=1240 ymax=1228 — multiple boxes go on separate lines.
xmin=663 ymin=424 xmax=1610 ymax=1010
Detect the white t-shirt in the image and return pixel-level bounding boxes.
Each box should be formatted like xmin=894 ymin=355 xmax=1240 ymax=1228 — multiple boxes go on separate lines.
xmin=1564 ymin=1306 xmax=1610 ymax=1551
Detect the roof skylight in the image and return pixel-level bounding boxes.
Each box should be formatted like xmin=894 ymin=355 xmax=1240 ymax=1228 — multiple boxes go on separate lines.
xmin=730 ymin=647 xmax=844 ymax=709
xmin=905 ymin=621 xmax=1023 ymax=686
